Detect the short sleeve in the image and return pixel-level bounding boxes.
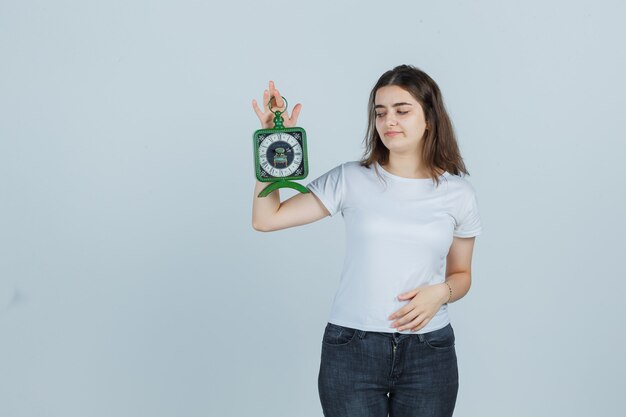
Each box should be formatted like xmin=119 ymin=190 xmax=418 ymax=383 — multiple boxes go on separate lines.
xmin=305 ymin=163 xmax=344 ymax=217
xmin=453 ymin=186 xmax=483 ymax=238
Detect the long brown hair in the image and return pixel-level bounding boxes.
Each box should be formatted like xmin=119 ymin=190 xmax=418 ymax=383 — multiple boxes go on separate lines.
xmin=360 ymin=64 xmax=469 ymax=187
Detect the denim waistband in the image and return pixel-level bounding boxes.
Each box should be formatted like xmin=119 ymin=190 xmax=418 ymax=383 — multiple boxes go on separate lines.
xmin=346 ymin=329 xmax=427 ymax=344
xmin=376 ymin=331 xmax=426 ymax=344
xmin=350 ymin=323 xmax=452 ymax=344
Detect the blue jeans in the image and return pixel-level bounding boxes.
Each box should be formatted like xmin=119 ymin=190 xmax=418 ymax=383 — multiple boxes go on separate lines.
xmin=318 ymin=322 xmax=459 ymax=417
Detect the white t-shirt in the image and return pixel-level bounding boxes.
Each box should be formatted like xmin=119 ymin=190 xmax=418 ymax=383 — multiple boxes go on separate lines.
xmin=306 ymin=160 xmax=483 ymax=334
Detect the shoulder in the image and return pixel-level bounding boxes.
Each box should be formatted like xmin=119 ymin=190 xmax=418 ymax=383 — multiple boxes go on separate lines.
xmin=441 ymin=172 xmax=478 ymax=201
xmin=336 ymin=161 xmax=384 ymax=185
xmin=445 ymin=172 xmax=475 ymax=189
xmin=342 ymin=160 xmax=376 ymax=176
xmin=441 ymin=175 xmax=480 ymax=222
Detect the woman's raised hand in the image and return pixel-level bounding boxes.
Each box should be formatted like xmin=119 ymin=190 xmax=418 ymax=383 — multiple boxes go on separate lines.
xmin=252 ymin=80 xmax=302 ymax=129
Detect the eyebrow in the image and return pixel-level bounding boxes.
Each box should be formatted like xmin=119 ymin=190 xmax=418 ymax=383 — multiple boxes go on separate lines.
xmin=374 ymin=102 xmax=413 ymax=109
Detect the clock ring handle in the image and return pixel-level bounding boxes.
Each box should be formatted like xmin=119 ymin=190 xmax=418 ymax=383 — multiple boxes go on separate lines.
xmin=268 ymin=95 xmax=289 ymax=129
xmin=268 ymin=95 xmax=288 ymax=114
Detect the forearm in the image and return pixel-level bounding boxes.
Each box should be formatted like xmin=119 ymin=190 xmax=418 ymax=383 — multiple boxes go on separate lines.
xmin=252 ymin=180 xmax=280 ymax=230
xmin=437 ymin=272 xmax=471 ymax=304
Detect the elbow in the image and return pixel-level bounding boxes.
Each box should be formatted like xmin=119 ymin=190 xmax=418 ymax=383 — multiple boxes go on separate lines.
xmin=252 ymin=220 xmax=271 ymax=232
xmin=462 ymin=272 xmax=472 ymax=294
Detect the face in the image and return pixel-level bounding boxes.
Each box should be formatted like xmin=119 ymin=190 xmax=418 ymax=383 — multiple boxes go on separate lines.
xmin=374 ymin=85 xmax=428 ymax=155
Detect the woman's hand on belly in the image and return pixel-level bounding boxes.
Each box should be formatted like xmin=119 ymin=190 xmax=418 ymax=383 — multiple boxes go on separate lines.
xmin=387 ymin=284 xmax=449 ymax=332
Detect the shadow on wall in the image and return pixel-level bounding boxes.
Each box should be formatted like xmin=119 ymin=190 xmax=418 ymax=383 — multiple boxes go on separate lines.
xmin=0 ymin=283 xmax=27 ymax=315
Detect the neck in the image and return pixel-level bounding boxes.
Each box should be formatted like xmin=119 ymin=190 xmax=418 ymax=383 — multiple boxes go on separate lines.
xmin=383 ymin=154 xmax=430 ymax=179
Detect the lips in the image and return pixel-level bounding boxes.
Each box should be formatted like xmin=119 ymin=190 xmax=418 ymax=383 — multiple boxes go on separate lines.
xmin=385 ymin=131 xmax=402 ymax=136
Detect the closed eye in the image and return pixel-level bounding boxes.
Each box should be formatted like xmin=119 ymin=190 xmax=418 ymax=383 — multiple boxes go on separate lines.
xmin=375 ymin=110 xmax=409 ymax=118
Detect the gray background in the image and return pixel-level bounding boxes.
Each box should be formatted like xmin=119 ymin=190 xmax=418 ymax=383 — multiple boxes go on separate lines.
xmin=1 ymin=0 xmax=624 ymax=416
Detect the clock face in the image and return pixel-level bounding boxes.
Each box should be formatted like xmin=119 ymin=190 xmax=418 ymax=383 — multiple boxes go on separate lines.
xmin=254 ymin=129 xmax=308 ymax=181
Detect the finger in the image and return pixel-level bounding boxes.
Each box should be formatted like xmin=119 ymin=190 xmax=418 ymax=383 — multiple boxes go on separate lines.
xmin=269 ymin=80 xmax=275 ymax=99
xmin=273 ymin=89 xmax=285 ymax=110
xmin=411 ymin=317 xmax=429 ymax=332
xmin=394 ymin=310 xmax=420 ymax=328
xmin=389 ymin=306 xmax=409 ymax=320
xmin=262 ymin=90 xmax=270 ymax=111
xmin=399 ymin=314 xmax=426 ymax=332
xmin=268 ymin=89 xmax=285 ymax=113
xmin=269 ymin=81 xmax=280 ymax=110
xmin=389 ymin=298 xmax=418 ymax=319
xmin=388 ymin=308 xmax=405 ymax=320
xmin=400 ymin=288 xmax=419 ymax=298
xmin=289 ymin=103 xmax=302 ymax=124
xmin=252 ymin=99 xmax=264 ymax=119
xmin=398 ymin=289 xmax=419 ymax=300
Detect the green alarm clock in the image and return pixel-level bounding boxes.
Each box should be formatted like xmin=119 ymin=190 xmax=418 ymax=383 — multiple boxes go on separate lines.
xmin=253 ymin=95 xmax=310 ymax=197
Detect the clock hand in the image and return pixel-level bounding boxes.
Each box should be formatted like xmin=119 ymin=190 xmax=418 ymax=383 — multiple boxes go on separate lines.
xmin=281 ymin=145 xmax=296 ymax=153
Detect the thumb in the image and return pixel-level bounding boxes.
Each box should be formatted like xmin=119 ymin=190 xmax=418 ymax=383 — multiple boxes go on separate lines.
xmin=290 ymin=103 xmax=302 ymax=122
xmin=398 ymin=289 xmax=419 ymax=300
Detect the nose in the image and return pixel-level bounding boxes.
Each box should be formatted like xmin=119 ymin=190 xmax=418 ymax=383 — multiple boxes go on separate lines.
xmin=385 ymin=114 xmax=397 ymax=127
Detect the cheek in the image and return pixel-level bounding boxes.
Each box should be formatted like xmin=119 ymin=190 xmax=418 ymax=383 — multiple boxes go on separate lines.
xmin=375 ymin=119 xmax=384 ymax=132
xmin=410 ymin=119 xmax=426 ymax=132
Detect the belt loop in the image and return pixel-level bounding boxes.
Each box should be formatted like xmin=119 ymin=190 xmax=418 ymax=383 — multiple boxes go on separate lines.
xmin=417 ymin=333 xmax=425 ymax=342
xmin=358 ymin=329 xmax=367 ymax=339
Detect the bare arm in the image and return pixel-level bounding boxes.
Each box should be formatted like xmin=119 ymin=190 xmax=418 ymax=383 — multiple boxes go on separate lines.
xmin=441 ymin=236 xmax=476 ymax=303
xmin=252 ymin=182 xmax=330 ymax=232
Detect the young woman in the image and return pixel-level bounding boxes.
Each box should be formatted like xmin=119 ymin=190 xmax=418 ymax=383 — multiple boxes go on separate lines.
xmin=251 ymin=64 xmax=482 ymax=417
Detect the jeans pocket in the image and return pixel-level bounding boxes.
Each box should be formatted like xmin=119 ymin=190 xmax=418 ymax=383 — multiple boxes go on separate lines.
xmin=422 ymin=323 xmax=456 ymax=350
xmin=322 ymin=323 xmax=358 ymax=347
